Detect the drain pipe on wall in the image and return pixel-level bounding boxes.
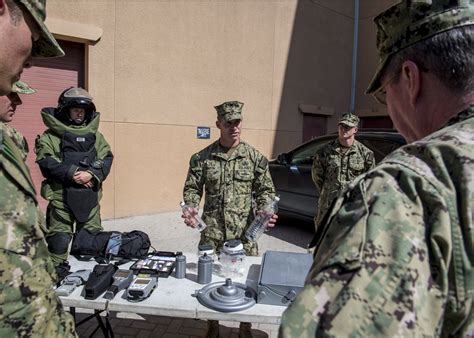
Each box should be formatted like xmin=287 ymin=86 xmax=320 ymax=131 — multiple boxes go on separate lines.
xmin=350 ymin=0 xmax=360 ymax=113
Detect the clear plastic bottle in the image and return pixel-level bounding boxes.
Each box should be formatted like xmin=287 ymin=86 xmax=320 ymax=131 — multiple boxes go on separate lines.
xmin=245 ymin=196 xmax=279 ymax=242
xmin=180 ymin=201 xmax=208 ymax=231
xmin=219 ymin=240 xmax=246 ymax=278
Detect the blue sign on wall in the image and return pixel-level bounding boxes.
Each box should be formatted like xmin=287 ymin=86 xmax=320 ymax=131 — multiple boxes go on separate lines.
xmin=197 ymin=126 xmax=210 ymax=139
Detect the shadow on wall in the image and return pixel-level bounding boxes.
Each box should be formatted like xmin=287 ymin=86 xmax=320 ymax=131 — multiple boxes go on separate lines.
xmin=272 ymin=0 xmax=355 ymax=158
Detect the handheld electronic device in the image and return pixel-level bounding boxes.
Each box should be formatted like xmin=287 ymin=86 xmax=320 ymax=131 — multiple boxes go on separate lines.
xmin=55 ymin=269 xmax=91 ymax=297
xmin=126 ymin=275 xmax=158 ymax=301
xmin=103 ymin=269 xmax=134 ymax=300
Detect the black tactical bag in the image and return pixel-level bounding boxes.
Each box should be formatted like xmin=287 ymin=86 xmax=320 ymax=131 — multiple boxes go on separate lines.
xmin=70 ymin=229 xmax=151 ymax=259
xmin=118 ymin=230 xmax=151 ymax=258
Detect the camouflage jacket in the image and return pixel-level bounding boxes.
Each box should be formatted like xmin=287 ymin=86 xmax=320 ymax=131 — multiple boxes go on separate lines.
xmin=312 ymin=139 xmax=375 ymax=226
xmin=280 ymin=106 xmax=474 ymax=337
xmin=0 ymin=124 xmax=77 ymax=337
xmin=183 ymin=140 xmax=275 ymax=255
xmin=1 ymin=123 xmax=28 ymax=161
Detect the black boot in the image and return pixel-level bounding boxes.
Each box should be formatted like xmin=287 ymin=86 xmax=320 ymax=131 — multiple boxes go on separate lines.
xmin=205 ymin=320 xmax=219 ymax=338
xmin=239 ymin=322 xmax=252 ymax=338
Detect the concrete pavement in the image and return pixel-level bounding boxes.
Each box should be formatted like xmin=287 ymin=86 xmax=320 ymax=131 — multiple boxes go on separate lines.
xmin=73 ymin=211 xmax=313 ymax=337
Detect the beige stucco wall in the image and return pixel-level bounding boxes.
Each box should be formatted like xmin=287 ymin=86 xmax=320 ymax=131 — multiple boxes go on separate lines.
xmin=46 ymin=0 xmax=381 ymax=219
xmin=354 ymin=0 xmax=398 ymax=116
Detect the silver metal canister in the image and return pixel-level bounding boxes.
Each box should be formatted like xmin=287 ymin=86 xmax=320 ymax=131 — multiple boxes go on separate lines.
xmin=197 ymin=253 xmax=213 ymax=284
xmin=175 ymin=252 xmax=186 ymax=279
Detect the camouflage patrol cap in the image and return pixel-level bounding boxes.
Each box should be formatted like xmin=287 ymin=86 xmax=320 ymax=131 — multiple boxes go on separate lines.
xmin=366 ymin=0 xmax=474 ymax=94
xmin=214 ymin=101 xmax=243 ymax=122
xmin=338 ymin=112 xmax=359 ymax=128
xmin=7 ymin=81 xmax=35 ymax=104
xmin=17 ymin=0 xmax=65 ymax=57
xmin=11 ymin=81 xmax=36 ymax=94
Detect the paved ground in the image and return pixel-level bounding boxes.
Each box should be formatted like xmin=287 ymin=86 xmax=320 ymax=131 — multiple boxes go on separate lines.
xmin=74 ymin=211 xmax=314 ymax=337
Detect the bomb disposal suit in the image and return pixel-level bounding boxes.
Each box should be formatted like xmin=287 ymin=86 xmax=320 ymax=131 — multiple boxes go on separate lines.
xmin=35 ymin=88 xmax=113 ymax=267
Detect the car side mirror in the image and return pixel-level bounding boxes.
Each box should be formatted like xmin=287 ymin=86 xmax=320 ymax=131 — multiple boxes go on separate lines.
xmin=277 ymin=153 xmax=290 ymax=165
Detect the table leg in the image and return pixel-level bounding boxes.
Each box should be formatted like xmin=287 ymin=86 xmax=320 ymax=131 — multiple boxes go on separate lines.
xmin=94 ymin=310 xmax=109 ymax=338
xmin=69 ymin=307 xmax=76 ymax=322
xmin=72 ymin=309 xmax=114 ymax=338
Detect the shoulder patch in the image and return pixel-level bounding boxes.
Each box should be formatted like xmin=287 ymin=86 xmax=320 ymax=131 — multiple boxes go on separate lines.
xmin=256 ymin=156 xmax=268 ymax=173
xmin=190 ymin=153 xmax=201 ymax=167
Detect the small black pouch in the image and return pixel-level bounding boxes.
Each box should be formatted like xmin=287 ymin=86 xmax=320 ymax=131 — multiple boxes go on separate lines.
xmin=83 ymin=263 xmax=118 ymax=300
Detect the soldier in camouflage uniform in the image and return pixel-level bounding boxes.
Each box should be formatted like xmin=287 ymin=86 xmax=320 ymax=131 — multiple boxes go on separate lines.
xmin=0 ymin=2 xmax=76 ymax=336
xmin=312 ymin=112 xmax=375 ymax=230
xmin=182 ymin=101 xmax=276 ymax=338
xmin=280 ymin=1 xmax=473 ymax=337
xmin=0 ymin=0 xmax=64 ymax=95
xmin=0 ymin=81 xmax=36 ymax=160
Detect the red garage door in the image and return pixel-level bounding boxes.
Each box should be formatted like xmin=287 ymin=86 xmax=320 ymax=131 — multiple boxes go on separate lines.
xmin=10 ymin=40 xmax=85 ymax=210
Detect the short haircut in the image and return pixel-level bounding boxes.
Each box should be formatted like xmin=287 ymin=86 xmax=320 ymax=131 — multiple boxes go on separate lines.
xmin=384 ymin=25 xmax=474 ymax=95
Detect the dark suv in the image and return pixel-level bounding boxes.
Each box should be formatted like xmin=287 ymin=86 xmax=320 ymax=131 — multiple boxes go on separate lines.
xmin=269 ymin=130 xmax=406 ymax=222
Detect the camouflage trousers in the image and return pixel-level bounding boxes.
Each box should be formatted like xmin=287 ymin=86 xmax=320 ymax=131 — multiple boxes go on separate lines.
xmin=45 ymin=203 xmax=102 ymax=266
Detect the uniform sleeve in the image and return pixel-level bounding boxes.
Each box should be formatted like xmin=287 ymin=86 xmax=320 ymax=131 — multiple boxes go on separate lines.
xmin=89 ymin=132 xmax=113 ymax=183
xmin=35 ymin=133 xmax=77 ymax=182
xmin=279 ymin=168 xmax=450 ymax=337
xmin=183 ymin=153 xmax=204 ymax=207
xmin=10 ymin=127 xmax=28 ymax=159
xmin=365 ymin=148 xmax=375 ymax=171
xmin=311 ymin=149 xmax=325 ymax=191
xmin=252 ymin=153 xmax=275 ymax=210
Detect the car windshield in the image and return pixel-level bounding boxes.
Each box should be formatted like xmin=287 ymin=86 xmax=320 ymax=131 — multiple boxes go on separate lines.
xmin=291 ymin=140 xmax=330 ymax=165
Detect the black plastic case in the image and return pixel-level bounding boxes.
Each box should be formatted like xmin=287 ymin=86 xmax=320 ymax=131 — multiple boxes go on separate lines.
xmin=130 ymin=251 xmax=176 ymax=277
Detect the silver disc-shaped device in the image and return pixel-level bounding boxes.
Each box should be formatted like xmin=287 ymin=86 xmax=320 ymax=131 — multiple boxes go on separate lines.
xmin=195 ymin=278 xmax=256 ymax=312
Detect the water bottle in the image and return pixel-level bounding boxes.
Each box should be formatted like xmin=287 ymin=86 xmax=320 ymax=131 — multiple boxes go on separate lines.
xmin=180 ymin=201 xmax=208 ymax=231
xmin=245 ymin=196 xmax=279 ymax=242
xmin=175 ymin=252 xmax=186 ymax=279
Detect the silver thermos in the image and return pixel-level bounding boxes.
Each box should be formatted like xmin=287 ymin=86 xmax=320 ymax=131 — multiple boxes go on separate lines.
xmin=175 ymin=252 xmax=186 ymax=279
xmin=197 ymin=253 xmax=212 ymax=284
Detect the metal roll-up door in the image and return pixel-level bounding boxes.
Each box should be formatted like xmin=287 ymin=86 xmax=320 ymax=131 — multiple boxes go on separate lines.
xmin=10 ymin=40 xmax=85 ymax=210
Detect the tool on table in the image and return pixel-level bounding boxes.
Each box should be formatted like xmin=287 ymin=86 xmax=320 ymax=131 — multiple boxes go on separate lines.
xmin=103 ymin=269 xmax=134 ymax=300
xmin=219 ymin=240 xmax=246 ymax=278
xmin=197 ymin=253 xmax=213 ymax=284
xmin=56 ymin=269 xmax=91 ymax=297
xmin=174 ymin=252 xmax=186 ymax=279
xmin=198 ymin=243 xmax=216 ymax=261
xmin=257 ymin=250 xmax=313 ymax=306
xmin=84 ymin=263 xmax=118 ymax=300
xmin=126 ymin=274 xmax=158 ymax=301
xmin=194 ymin=278 xmax=257 ymax=312
xmin=130 ymin=251 xmax=176 ymax=277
